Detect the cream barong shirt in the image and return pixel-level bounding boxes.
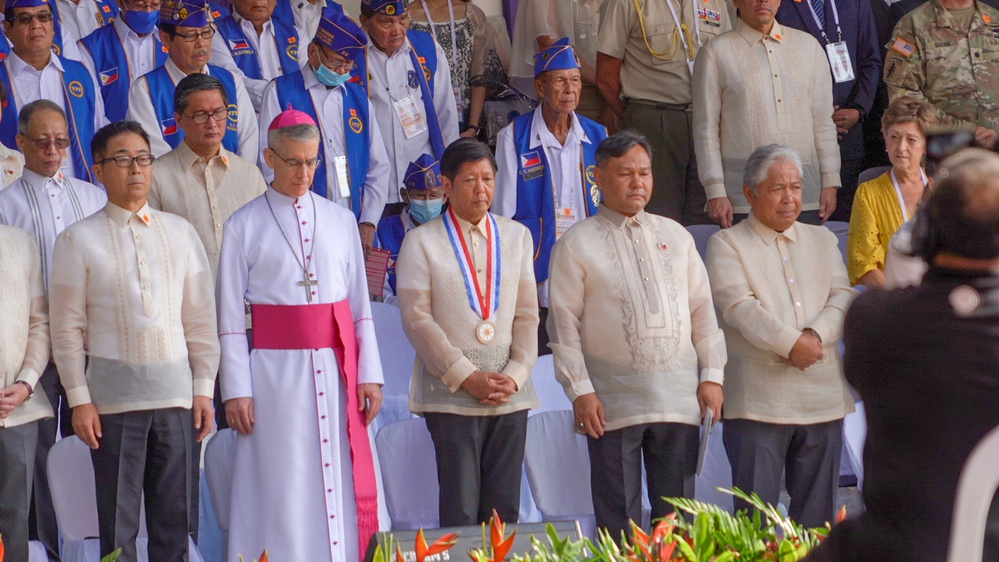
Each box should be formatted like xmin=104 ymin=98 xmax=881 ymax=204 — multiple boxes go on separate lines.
xmin=50 ymin=202 xmax=220 ymax=414
xmin=705 ymin=215 xmax=855 ymax=424
xmin=547 ymin=206 xmax=727 ymax=431
xmin=397 ymin=212 xmax=540 ymax=417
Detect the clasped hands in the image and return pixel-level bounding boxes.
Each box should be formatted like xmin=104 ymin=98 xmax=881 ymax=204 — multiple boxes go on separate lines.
xmin=782 ymin=330 xmax=824 ymax=371
xmin=460 ymin=370 xmax=518 ymax=405
xmin=0 ymin=382 xmax=30 ymax=419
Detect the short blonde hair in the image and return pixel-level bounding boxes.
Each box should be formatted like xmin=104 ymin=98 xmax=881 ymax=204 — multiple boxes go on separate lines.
xmin=881 ymin=95 xmax=939 ymax=135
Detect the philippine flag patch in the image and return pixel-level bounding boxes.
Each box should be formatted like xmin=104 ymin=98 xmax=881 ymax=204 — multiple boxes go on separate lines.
xmin=229 ymin=39 xmax=251 ymax=51
xmin=99 ymin=67 xmax=118 ymax=85
xmin=160 ymin=118 xmax=178 ymax=136
xmin=521 ymin=151 xmax=541 ymax=168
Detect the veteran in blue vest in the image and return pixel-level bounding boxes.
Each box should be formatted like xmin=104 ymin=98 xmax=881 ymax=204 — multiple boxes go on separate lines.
xmin=0 ymin=0 xmax=105 ymax=182
xmin=259 ymin=3 xmax=390 ymax=254
xmin=494 ymin=37 xmax=606 ymax=353
xmin=358 ymin=0 xmax=459 ymax=217
xmin=126 ymin=0 xmax=258 ymax=160
xmin=78 ymin=0 xmax=168 ymax=123
xmin=211 ymin=0 xmax=307 ymax=112
xmin=376 ymin=153 xmax=447 ymax=301
xmin=51 ymin=0 xmax=118 ymax=46
xmin=6 ymin=0 xmax=86 ymax=60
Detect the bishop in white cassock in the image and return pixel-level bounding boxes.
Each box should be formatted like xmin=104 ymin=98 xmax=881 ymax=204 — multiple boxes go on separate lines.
xmin=216 ymin=108 xmax=384 ymax=562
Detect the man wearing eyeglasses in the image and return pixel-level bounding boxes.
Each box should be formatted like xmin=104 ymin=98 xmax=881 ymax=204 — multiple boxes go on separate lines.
xmin=78 ymin=0 xmax=168 ymax=123
xmin=217 ymin=108 xmax=383 ymax=562
xmin=211 ymin=0 xmax=307 ymax=112
xmin=0 ymin=0 xmax=107 ymax=183
xmin=126 ymin=0 xmax=258 ymax=161
xmin=258 ymin=3 xmax=389 ymax=255
xmin=50 ymin=119 xmax=220 ymax=562
xmin=0 ymin=98 xmax=106 ymax=562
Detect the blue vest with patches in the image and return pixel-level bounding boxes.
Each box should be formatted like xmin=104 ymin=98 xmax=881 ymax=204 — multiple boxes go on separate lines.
xmin=144 ymin=64 xmax=240 ymax=153
xmin=511 ymin=110 xmax=606 ymax=283
xmin=80 ymin=24 xmax=168 ymax=122
xmin=214 ymin=15 xmax=300 ymax=80
xmin=275 ymin=71 xmax=369 ymax=219
xmin=354 ymin=29 xmax=445 ymax=160
xmin=376 ymin=211 xmax=409 ymax=294
xmin=271 ymin=0 xmax=294 ymax=26
xmin=0 ymin=57 xmax=97 ymax=181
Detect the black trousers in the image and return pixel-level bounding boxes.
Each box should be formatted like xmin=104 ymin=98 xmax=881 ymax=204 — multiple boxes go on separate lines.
xmin=30 ymin=361 xmax=70 ymax=561
xmin=723 ymin=418 xmax=843 ymax=529
xmin=0 ymin=422 xmax=38 ymax=562
xmin=587 ymin=422 xmax=699 ymax=542
xmin=538 ymin=306 xmax=551 ymax=356
xmin=424 ymin=410 xmax=528 ymax=526
xmin=91 ymin=408 xmax=193 ymax=562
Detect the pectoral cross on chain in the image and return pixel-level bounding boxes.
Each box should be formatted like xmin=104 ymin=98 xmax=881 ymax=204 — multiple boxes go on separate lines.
xmin=298 ymin=271 xmax=319 ymax=302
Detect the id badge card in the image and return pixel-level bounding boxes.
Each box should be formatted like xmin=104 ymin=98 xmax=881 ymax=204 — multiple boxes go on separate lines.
xmin=394 ymin=95 xmax=428 ymax=139
xmin=826 ymin=41 xmax=855 ymax=83
xmin=555 ymin=207 xmax=577 ymax=239
xmin=334 ymin=155 xmax=350 ymax=198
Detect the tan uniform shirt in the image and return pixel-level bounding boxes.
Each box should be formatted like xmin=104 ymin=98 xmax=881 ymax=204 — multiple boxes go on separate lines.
xmin=596 ymin=0 xmax=731 ymax=104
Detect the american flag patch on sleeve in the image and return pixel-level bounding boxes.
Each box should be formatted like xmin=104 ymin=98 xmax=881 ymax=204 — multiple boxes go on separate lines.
xmin=891 ymin=37 xmax=916 ymax=58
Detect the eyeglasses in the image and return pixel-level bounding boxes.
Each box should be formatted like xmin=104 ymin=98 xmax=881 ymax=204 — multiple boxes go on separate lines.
xmin=317 ymin=45 xmax=355 ymax=72
xmin=98 ymin=154 xmax=156 ymax=167
xmin=10 ymin=12 xmax=54 ymax=25
xmin=183 ymin=107 xmax=227 ymax=125
xmin=26 ymin=137 xmax=70 ymax=150
xmin=271 ymin=150 xmax=321 ymax=170
xmin=172 ymin=28 xmax=214 ymax=42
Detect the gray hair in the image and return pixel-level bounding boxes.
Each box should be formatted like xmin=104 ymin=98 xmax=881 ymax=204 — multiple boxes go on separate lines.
xmin=743 ymin=145 xmax=803 ymax=193
xmin=267 ymin=124 xmax=320 ymax=152
xmin=595 ymin=130 xmax=652 ymax=168
xmin=18 ymin=99 xmax=66 ymax=137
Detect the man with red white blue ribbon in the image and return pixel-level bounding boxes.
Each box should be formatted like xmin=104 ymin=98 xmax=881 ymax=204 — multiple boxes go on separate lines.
xmin=397 ymin=138 xmax=539 ymax=527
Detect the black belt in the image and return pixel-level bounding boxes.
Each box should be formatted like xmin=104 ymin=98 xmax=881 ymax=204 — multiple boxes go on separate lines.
xmin=625 ymin=98 xmax=692 ymax=111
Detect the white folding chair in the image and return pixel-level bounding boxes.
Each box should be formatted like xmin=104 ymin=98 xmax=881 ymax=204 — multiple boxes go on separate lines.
xmin=842 ymin=402 xmax=867 ymax=490
xmin=823 ymin=220 xmax=851 ymax=266
xmin=686 ymin=224 xmax=721 ymax=261
xmin=529 ymin=355 xmax=572 ymax=415
xmin=523 ymin=411 xmax=596 ymax=539
xmin=375 ymin=418 xmax=440 ymax=530
xmin=47 ymin=436 xmax=205 ymax=562
xmin=28 ymin=540 xmax=48 ymax=561
xmin=857 ymin=166 xmax=892 ymax=186
xmin=947 ymin=424 xmax=999 ymax=562
xmin=370 ymin=301 xmax=418 ymax=433
xmin=204 ymin=429 xmax=237 ymax=562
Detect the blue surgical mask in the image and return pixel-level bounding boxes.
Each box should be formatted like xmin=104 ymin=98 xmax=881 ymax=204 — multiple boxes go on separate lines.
xmin=409 ymin=197 xmax=444 ymax=224
xmin=315 ymin=64 xmax=351 ymax=88
xmin=123 ymin=9 xmax=160 ymax=35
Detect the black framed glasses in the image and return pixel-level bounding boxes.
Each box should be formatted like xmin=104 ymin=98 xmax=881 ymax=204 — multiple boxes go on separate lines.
xmin=11 ymin=11 xmax=54 ymax=25
xmin=97 ymin=154 xmax=156 ymax=168
xmin=317 ymin=45 xmax=355 ymax=73
xmin=27 ymin=137 xmax=70 ymax=150
xmin=271 ymin=150 xmax=321 ymax=170
xmin=183 ymin=107 xmax=227 ymax=125
xmin=173 ymin=28 xmax=214 ymax=42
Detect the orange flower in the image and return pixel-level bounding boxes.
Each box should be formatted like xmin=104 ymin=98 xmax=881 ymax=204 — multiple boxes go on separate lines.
xmin=836 ymin=506 xmax=848 ymax=524
xmin=1 ymin=534 xmax=5 ymax=562
xmin=489 ymin=510 xmax=517 ymax=562
xmin=258 ymin=551 xmax=269 ymax=562
xmin=415 ymin=529 xmax=459 ymax=562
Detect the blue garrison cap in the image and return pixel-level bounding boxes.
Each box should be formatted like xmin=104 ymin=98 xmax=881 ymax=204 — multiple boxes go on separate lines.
xmin=315 ymin=3 xmax=368 ymax=61
xmin=361 ymin=0 xmax=405 ymax=16
xmin=6 ymin=0 xmax=49 ymax=8
xmin=534 ymin=37 xmax=581 ymax=77
xmin=160 ymin=0 xmax=213 ymax=27
xmin=403 ymin=154 xmax=441 ymax=191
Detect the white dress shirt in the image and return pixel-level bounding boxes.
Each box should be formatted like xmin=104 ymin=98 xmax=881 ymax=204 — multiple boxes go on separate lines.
xmin=4 ymin=52 xmax=108 ymax=178
xmin=494 ymin=106 xmax=593 ymax=306
xmin=126 ymin=58 xmax=259 ymax=160
xmin=210 ymin=14 xmax=307 ymax=111
xmin=50 ymin=202 xmax=219 ymax=414
xmin=79 ymin=16 xmax=163 ymax=95
xmin=55 ymin=0 xmax=107 ymax=45
xmin=287 ymin=0 xmax=328 ymax=43
xmin=258 ymin=66 xmax=390 ymax=225
xmin=0 ymin=168 xmax=107 ymax=290
xmin=366 ymin=36 xmax=460 ymax=203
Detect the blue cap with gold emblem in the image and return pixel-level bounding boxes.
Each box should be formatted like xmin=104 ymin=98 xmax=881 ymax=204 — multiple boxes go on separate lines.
xmin=160 ymin=0 xmax=213 ymax=27
xmin=403 ymin=154 xmax=441 ymax=191
xmin=361 ymin=0 xmax=405 ymax=16
xmin=534 ymin=37 xmax=581 ymax=77
xmin=315 ymin=3 xmax=368 ymax=61
xmin=6 ymin=0 xmax=50 ymax=8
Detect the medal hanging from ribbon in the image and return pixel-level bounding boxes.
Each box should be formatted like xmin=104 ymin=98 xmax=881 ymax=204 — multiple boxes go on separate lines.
xmin=442 ymin=207 xmax=502 ymax=344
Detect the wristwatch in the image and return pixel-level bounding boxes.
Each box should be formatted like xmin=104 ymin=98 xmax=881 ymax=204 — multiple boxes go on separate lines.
xmin=803 ymin=328 xmax=823 ymax=344
xmin=17 ymin=380 xmax=33 ymax=400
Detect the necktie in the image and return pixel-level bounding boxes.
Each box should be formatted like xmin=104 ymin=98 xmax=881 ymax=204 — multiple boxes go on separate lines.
xmin=811 ymin=0 xmax=826 ymax=29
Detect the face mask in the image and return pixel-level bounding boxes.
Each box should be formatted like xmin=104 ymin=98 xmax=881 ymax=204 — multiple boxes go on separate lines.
xmin=409 ymin=197 xmax=444 ymax=224
xmin=315 ymin=63 xmax=351 ymax=88
xmin=123 ymin=9 xmax=160 ymax=34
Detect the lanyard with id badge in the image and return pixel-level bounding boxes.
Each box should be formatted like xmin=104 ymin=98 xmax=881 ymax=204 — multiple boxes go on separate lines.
xmin=391 ymin=70 xmax=429 ymax=139
xmin=806 ymin=0 xmax=855 ymax=83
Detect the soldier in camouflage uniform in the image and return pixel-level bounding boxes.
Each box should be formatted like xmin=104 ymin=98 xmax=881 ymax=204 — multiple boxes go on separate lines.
xmin=884 ymin=0 xmax=999 ymax=147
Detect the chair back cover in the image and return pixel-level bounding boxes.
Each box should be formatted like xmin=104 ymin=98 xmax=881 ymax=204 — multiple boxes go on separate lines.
xmin=375 ymin=418 xmax=440 ymax=530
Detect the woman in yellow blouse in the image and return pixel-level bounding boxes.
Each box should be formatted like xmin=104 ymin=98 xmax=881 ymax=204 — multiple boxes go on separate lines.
xmin=847 ymin=97 xmax=938 ymax=288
